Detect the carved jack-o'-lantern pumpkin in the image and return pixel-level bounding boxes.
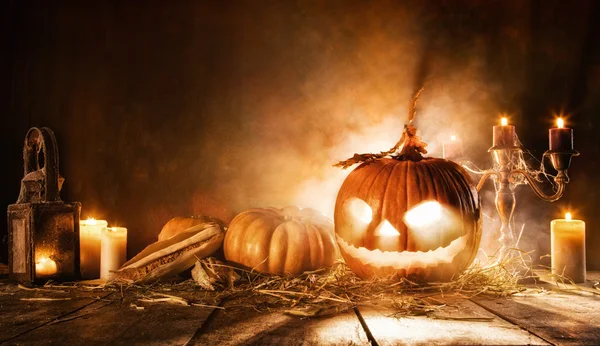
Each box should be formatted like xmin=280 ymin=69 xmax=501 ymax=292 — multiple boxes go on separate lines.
xmin=333 ymin=90 xmax=481 ymax=281
xmin=334 ymin=157 xmax=481 ymax=281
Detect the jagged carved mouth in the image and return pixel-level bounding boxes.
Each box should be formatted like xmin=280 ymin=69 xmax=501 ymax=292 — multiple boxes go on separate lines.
xmin=337 ymin=234 xmax=468 ymax=269
xmin=338 ymin=199 xmax=469 ymax=269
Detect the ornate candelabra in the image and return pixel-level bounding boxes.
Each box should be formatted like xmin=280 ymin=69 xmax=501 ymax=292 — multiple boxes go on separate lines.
xmin=469 ymin=117 xmax=579 ymax=259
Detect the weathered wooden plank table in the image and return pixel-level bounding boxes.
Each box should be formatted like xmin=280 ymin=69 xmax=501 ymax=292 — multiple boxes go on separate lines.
xmin=1 ymin=264 xmax=599 ymax=346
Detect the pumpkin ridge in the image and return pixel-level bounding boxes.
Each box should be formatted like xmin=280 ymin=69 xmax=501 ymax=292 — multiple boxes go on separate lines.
xmin=315 ymin=223 xmax=332 ymax=267
xmin=428 ymin=161 xmax=478 ymax=271
xmin=379 ymin=160 xmax=403 ymax=251
xmin=428 ymin=161 xmax=461 ymax=248
xmin=243 ymin=214 xmax=276 ymax=271
xmin=314 ymin=222 xmax=336 ymax=265
xmin=363 ymin=160 xmax=397 ymax=249
xmin=443 ymin=164 xmax=481 ymax=267
xmin=284 ymin=221 xmax=306 ymax=274
xmin=265 ymin=220 xmax=278 ymax=273
xmin=406 ymin=162 xmax=426 ymax=252
xmin=269 ymin=222 xmax=289 ymax=274
xmin=230 ymin=212 xmax=262 ymax=264
xmin=401 ymin=160 xmax=410 ymax=252
xmin=304 ymin=223 xmax=318 ymax=269
xmin=405 ymin=160 xmax=420 ymax=252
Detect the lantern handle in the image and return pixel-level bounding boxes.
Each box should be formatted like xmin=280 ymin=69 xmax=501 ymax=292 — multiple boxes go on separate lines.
xmin=22 ymin=127 xmax=61 ymax=202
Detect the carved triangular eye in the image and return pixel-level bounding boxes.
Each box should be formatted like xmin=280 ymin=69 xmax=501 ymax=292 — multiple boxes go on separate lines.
xmin=374 ymin=220 xmax=400 ymax=237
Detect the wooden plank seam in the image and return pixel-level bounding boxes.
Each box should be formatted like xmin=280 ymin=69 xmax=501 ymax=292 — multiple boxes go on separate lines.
xmin=353 ymin=307 xmax=379 ymax=346
xmin=469 ymin=298 xmax=556 ymax=346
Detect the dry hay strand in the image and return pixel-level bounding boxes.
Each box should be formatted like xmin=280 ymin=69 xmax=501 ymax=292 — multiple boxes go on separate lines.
xmin=37 ymin=248 xmax=535 ymax=317
xmin=213 ymin=251 xmax=531 ymax=317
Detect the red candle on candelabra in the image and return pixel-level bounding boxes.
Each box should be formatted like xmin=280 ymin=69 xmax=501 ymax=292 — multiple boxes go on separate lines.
xmin=549 ymin=117 xmax=573 ymax=152
xmin=492 ymin=117 xmax=516 ymax=148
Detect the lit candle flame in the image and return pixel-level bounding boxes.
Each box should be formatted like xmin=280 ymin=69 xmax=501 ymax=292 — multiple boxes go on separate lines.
xmin=501 ymin=117 xmax=508 ymax=126
xmin=557 ymin=117 xmax=565 ymax=128
xmin=450 ymin=135 xmax=457 ymax=141
xmin=82 ymin=217 xmax=97 ymax=226
xmin=565 ymin=212 xmax=572 ymax=221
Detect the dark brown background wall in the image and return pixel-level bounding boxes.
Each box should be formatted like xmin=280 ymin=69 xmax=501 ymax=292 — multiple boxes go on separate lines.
xmin=2 ymin=0 xmax=600 ymax=268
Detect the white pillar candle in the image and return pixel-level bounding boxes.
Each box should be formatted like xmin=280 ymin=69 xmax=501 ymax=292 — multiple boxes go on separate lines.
xmin=100 ymin=227 xmax=128 ymax=280
xmin=79 ymin=218 xmax=107 ymax=279
xmin=551 ymin=212 xmax=586 ymax=283
xmin=36 ymin=257 xmax=57 ymax=277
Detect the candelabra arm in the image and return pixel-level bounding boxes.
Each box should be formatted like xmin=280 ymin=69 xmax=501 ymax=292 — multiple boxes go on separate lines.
xmin=510 ymin=169 xmax=565 ymax=202
xmin=476 ymin=171 xmax=500 ymax=192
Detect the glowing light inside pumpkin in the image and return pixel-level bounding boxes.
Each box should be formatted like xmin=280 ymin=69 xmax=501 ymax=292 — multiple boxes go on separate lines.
xmin=374 ymin=220 xmax=400 ymax=236
xmin=450 ymin=135 xmax=457 ymax=141
xmin=403 ymin=201 xmax=442 ymax=228
xmin=557 ymin=117 xmax=565 ymax=128
xmin=565 ymin=212 xmax=572 ymax=221
xmin=345 ymin=197 xmax=373 ymax=224
xmin=501 ymin=117 xmax=508 ymax=126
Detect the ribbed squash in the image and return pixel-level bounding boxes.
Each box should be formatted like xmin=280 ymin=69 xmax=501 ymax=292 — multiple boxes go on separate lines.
xmin=224 ymin=206 xmax=337 ymax=275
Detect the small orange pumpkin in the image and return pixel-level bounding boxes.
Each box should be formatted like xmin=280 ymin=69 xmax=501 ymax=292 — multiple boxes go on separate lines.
xmin=224 ymin=206 xmax=337 ymax=275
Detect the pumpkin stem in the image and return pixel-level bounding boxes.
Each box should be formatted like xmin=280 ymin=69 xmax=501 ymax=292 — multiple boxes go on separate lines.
xmin=334 ymin=87 xmax=428 ymax=168
xmin=393 ymin=123 xmax=428 ymax=161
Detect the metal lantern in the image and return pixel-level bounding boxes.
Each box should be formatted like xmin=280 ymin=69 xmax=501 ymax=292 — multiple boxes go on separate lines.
xmin=7 ymin=127 xmax=81 ymax=285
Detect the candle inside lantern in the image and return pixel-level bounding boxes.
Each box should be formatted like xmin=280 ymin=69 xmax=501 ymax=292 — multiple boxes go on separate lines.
xmin=551 ymin=212 xmax=586 ymax=283
xmin=35 ymin=257 xmax=57 ymax=277
xmin=442 ymin=135 xmax=462 ymax=160
xmin=100 ymin=227 xmax=128 ymax=280
xmin=549 ymin=117 xmax=573 ymax=152
xmin=492 ymin=117 xmax=516 ymax=148
xmin=79 ymin=218 xmax=107 ymax=279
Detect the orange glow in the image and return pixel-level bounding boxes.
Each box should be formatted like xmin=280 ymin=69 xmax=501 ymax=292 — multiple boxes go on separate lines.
xmin=565 ymin=212 xmax=572 ymax=221
xmin=557 ymin=117 xmax=565 ymax=128
xmin=81 ymin=217 xmax=98 ymax=226
xmin=501 ymin=117 xmax=508 ymax=126
xmin=36 ymin=256 xmax=57 ymax=276
xmin=345 ymin=198 xmax=373 ymax=224
xmin=374 ymin=220 xmax=400 ymax=237
xmin=450 ymin=135 xmax=457 ymax=141
xmin=404 ymin=201 xmax=442 ymax=228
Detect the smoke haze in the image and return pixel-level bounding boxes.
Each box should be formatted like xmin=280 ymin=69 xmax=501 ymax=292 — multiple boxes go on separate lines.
xmin=3 ymin=1 xmax=598 ymax=265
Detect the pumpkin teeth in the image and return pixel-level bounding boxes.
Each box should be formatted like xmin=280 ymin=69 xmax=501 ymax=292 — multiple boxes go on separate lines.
xmin=336 ymin=234 xmax=467 ymax=269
